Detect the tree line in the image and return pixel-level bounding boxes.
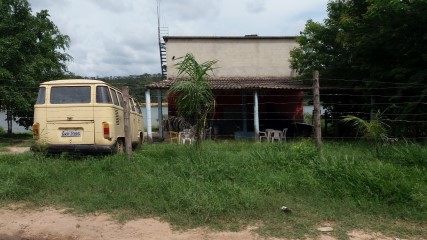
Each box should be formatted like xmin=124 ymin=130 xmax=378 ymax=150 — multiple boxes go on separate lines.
xmin=290 ymin=0 xmax=427 ymax=139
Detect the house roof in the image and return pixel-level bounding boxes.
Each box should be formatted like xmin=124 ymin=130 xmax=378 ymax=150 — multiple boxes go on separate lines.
xmin=145 ymin=77 xmax=311 ymax=91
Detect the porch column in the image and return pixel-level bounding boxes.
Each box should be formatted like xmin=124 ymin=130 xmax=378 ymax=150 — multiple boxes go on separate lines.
xmin=254 ymin=90 xmax=260 ymax=140
xmin=157 ymin=89 xmax=163 ymax=138
xmin=242 ymin=92 xmax=248 ymax=133
xmin=145 ymin=89 xmax=152 ymax=142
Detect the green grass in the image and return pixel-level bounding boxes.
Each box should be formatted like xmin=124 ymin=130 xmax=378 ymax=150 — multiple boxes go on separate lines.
xmin=0 ymin=140 xmax=426 ymax=239
xmin=0 ymin=133 xmax=33 ymax=151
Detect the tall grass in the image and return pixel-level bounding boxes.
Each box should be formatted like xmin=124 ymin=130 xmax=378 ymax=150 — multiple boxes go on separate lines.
xmin=0 ymin=140 xmax=425 ymax=238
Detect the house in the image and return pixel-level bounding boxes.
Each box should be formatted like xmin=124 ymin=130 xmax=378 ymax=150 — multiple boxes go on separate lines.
xmin=145 ymin=35 xmax=311 ymax=140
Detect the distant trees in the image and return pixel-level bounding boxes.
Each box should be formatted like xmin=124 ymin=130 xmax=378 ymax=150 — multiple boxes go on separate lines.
xmin=0 ymin=0 xmax=72 ymax=133
xmin=290 ymin=0 xmax=427 ymax=138
xmin=102 ymin=74 xmax=164 ymax=102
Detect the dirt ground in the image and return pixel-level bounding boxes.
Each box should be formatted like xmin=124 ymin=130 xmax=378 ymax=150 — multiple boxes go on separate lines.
xmin=0 ymin=206 xmax=404 ymax=240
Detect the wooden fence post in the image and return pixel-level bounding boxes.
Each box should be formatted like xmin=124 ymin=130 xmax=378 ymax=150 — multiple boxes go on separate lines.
xmin=122 ymin=86 xmax=132 ymax=160
xmin=313 ymin=70 xmax=322 ymax=152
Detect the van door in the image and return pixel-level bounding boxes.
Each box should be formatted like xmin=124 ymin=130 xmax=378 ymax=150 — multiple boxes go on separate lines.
xmin=45 ymin=85 xmax=95 ymax=145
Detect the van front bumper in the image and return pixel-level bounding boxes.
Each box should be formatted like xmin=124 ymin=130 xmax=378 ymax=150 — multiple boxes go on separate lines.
xmin=31 ymin=144 xmax=115 ymax=154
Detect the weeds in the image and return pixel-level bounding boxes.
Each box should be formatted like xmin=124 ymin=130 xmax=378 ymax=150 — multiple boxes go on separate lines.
xmin=0 ymin=140 xmax=425 ymax=238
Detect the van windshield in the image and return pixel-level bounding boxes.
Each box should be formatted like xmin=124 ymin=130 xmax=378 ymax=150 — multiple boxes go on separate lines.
xmin=51 ymin=86 xmax=91 ymax=104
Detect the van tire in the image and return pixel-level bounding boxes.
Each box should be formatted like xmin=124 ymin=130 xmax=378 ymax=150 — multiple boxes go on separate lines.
xmin=134 ymin=133 xmax=143 ymax=149
xmin=115 ymin=138 xmax=124 ymax=154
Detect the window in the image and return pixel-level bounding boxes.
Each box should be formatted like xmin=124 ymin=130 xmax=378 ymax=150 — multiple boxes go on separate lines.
xmin=118 ymin=92 xmax=124 ymax=107
xmin=130 ymin=98 xmax=136 ymax=112
xmin=111 ymin=89 xmax=120 ymax=106
xmin=51 ymin=86 xmax=91 ymax=104
xmin=96 ymin=86 xmax=112 ymax=103
xmin=36 ymin=87 xmax=46 ymax=104
xmin=135 ymin=101 xmax=142 ymax=114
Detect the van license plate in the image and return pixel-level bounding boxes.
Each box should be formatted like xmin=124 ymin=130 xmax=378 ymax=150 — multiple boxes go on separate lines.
xmin=61 ymin=130 xmax=81 ymax=137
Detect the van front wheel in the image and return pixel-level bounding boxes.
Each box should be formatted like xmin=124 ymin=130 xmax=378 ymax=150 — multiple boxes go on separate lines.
xmin=115 ymin=138 xmax=124 ymax=154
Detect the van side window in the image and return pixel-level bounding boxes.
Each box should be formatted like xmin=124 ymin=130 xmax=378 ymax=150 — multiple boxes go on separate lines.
xmin=130 ymin=98 xmax=136 ymax=112
xmin=96 ymin=86 xmax=112 ymax=103
xmin=110 ymin=89 xmax=120 ymax=106
xmin=36 ymin=87 xmax=46 ymax=104
xmin=118 ymin=92 xmax=124 ymax=107
xmin=135 ymin=102 xmax=142 ymax=114
xmin=51 ymin=86 xmax=91 ymax=104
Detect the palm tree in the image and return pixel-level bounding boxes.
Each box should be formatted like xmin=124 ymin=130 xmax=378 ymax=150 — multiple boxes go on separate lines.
xmin=168 ymin=53 xmax=217 ymax=144
xmin=342 ymin=111 xmax=390 ymax=156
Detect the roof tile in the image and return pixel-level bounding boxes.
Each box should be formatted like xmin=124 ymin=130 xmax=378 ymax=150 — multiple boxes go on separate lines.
xmin=146 ymin=77 xmax=311 ymax=90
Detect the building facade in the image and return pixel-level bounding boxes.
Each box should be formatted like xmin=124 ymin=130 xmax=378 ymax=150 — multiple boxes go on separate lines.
xmin=146 ymin=35 xmax=310 ymax=140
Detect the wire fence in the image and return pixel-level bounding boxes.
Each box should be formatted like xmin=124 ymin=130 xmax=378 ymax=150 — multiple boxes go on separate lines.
xmin=1 ymin=77 xmax=426 ymax=141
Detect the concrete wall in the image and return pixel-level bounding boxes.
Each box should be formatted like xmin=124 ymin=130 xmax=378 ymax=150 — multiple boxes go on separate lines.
xmin=165 ymin=37 xmax=298 ymax=78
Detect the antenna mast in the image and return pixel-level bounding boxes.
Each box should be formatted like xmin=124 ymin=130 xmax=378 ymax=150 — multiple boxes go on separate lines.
xmin=157 ymin=0 xmax=168 ymax=80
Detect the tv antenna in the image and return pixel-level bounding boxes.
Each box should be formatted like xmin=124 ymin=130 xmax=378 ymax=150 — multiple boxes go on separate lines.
xmin=157 ymin=0 xmax=168 ymax=79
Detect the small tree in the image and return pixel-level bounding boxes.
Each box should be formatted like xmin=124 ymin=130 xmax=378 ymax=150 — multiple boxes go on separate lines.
xmin=169 ymin=53 xmax=217 ymax=144
xmin=343 ymin=112 xmax=390 ymax=156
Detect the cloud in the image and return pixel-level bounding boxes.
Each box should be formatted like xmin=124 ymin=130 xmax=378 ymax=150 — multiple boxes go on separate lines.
xmin=87 ymin=0 xmax=134 ymax=13
xmin=161 ymin=0 xmax=220 ymax=22
xmin=26 ymin=0 xmax=329 ymax=77
xmin=246 ymin=0 xmax=266 ymax=13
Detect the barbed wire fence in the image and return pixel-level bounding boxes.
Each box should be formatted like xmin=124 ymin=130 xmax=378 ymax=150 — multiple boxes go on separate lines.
xmin=1 ymin=76 xmax=426 ymax=143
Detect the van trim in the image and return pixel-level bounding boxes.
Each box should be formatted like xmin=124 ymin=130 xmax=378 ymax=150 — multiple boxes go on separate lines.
xmin=44 ymin=144 xmax=115 ymax=154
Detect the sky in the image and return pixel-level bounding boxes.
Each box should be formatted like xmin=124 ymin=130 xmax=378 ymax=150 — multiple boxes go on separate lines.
xmin=27 ymin=0 xmax=329 ymax=77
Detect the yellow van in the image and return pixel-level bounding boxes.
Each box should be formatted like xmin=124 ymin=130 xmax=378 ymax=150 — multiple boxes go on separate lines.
xmin=32 ymin=79 xmax=144 ymax=154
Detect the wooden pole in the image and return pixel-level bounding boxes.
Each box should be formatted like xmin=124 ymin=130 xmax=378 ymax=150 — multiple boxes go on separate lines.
xmin=312 ymin=70 xmax=322 ymax=152
xmin=122 ymin=86 xmax=132 ymax=160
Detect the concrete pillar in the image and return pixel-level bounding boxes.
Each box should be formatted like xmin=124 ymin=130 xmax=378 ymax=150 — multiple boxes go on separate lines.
xmin=254 ymin=90 xmax=259 ymax=140
xmin=145 ymin=89 xmax=152 ymax=142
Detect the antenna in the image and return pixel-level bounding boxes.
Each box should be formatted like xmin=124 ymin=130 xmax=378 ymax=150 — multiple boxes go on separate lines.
xmin=157 ymin=0 xmax=168 ymax=80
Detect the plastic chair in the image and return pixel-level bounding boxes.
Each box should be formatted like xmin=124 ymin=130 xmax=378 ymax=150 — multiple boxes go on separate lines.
xmin=281 ymin=128 xmax=288 ymax=142
xmin=270 ymin=130 xmax=283 ymax=142
xmin=259 ymin=131 xmax=268 ymax=142
xmin=265 ymin=129 xmax=274 ymax=141
xmin=169 ymin=131 xmax=179 ymax=143
xmin=180 ymin=129 xmax=193 ymax=144
xmin=204 ymin=127 xmax=212 ymax=140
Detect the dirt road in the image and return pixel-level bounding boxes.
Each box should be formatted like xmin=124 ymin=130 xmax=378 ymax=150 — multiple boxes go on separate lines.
xmin=0 ymin=206 xmax=402 ymax=240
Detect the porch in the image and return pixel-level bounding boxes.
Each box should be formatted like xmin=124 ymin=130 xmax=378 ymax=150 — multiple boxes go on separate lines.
xmin=144 ymin=77 xmax=311 ymax=141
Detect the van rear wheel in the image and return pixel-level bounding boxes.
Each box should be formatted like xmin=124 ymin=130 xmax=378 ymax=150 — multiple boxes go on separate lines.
xmin=136 ymin=133 xmax=143 ymax=149
xmin=115 ymin=138 xmax=124 ymax=154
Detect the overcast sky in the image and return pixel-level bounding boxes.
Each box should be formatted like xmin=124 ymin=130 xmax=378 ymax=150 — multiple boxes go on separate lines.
xmin=27 ymin=0 xmax=329 ymax=77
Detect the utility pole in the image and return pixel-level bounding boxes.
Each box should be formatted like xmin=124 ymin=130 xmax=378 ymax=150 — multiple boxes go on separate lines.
xmin=313 ymin=70 xmax=322 ymax=152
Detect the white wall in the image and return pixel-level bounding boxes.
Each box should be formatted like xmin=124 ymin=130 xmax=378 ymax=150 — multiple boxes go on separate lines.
xmin=0 ymin=111 xmax=30 ymax=133
xmin=166 ymin=37 xmax=298 ymax=78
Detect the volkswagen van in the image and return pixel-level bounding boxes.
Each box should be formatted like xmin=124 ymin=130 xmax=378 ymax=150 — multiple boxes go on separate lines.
xmin=32 ymin=79 xmax=144 ymax=154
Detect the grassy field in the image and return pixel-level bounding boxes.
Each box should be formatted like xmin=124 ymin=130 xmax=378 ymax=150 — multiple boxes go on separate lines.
xmin=0 ymin=133 xmax=33 ymax=151
xmin=0 ymin=139 xmax=426 ymax=239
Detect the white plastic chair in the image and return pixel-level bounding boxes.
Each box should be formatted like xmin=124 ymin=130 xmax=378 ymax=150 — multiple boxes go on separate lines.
xmin=259 ymin=131 xmax=268 ymax=142
xmin=281 ymin=128 xmax=288 ymax=142
xmin=180 ymin=129 xmax=193 ymax=144
xmin=265 ymin=129 xmax=274 ymax=141
xmin=270 ymin=130 xmax=283 ymax=142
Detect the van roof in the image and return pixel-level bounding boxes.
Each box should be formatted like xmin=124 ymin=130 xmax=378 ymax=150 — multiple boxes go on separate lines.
xmin=41 ymin=79 xmax=106 ymax=85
